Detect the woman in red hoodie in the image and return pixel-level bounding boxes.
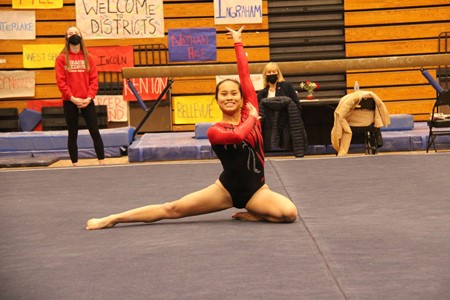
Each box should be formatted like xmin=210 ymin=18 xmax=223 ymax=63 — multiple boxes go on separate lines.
xmin=55 ymin=26 xmax=105 ymax=167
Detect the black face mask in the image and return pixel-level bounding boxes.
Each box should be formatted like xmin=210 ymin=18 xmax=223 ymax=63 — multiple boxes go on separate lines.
xmin=68 ymin=34 xmax=81 ymax=45
xmin=267 ymin=74 xmax=278 ymax=84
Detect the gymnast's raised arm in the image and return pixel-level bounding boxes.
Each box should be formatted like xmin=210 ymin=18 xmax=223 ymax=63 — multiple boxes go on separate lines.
xmin=226 ymin=26 xmax=259 ymax=114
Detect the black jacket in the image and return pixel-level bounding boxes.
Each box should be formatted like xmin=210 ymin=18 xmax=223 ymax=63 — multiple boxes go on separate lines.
xmin=257 ymin=81 xmax=301 ymax=111
xmin=257 ymin=95 xmax=308 ymax=157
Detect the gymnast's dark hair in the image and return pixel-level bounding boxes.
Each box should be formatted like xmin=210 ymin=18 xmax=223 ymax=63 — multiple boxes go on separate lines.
xmin=215 ymin=79 xmax=242 ymax=100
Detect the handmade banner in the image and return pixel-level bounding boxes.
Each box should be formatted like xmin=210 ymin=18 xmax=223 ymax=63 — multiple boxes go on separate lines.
xmin=23 ymin=44 xmax=64 ymax=69
xmin=0 ymin=11 xmax=35 ymax=40
xmin=0 ymin=71 xmax=35 ymax=99
xmin=168 ymin=28 xmax=216 ymax=62
xmin=214 ymin=0 xmax=262 ymax=25
xmin=123 ymin=77 xmax=168 ymax=101
xmin=75 ymin=0 xmax=164 ymax=39
xmin=12 ymin=0 xmax=63 ymax=9
xmin=88 ymin=46 xmax=134 ymax=72
xmin=94 ymin=95 xmax=128 ymax=122
xmin=216 ymin=74 xmax=264 ymax=91
xmin=172 ymin=95 xmax=222 ymax=124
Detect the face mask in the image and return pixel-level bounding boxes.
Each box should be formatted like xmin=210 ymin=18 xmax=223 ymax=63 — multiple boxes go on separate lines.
xmin=267 ymin=74 xmax=278 ymax=84
xmin=68 ymin=34 xmax=81 ymax=45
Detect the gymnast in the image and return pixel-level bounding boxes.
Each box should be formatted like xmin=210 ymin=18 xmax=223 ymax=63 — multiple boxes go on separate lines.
xmin=86 ymin=26 xmax=298 ymax=230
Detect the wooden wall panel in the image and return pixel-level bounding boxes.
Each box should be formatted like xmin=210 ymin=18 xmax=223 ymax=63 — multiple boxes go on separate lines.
xmin=345 ymin=22 xmax=450 ymax=42
xmin=0 ymin=101 xmax=28 ymax=111
xmin=344 ymin=1 xmax=449 ymax=121
xmin=346 ymin=39 xmax=439 ymax=57
xmin=345 ymin=0 xmax=450 ymax=10
xmin=364 ymin=86 xmax=435 ymax=102
xmin=384 ymin=101 xmax=435 ymax=117
xmin=172 ymin=77 xmax=216 ymax=95
xmin=345 ymin=7 xmax=450 ymax=26
xmin=346 ymin=69 xmax=436 ymax=87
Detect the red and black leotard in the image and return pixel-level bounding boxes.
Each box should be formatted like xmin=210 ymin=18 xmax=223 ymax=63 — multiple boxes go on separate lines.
xmin=207 ymin=42 xmax=265 ymax=208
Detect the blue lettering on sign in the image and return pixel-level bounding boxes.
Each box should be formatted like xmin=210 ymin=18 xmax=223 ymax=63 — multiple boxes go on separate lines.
xmin=0 ymin=22 xmax=34 ymax=31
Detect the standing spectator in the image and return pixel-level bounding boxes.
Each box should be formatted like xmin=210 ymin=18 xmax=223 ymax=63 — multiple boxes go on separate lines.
xmin=257 ymin=63 xmax=307 ymax=157
xmin=55 ymin=26 xmax=105 ymax=166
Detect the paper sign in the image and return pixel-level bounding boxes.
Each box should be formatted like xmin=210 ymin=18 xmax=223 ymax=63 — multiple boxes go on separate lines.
xmin=173 ymin=95 xmax=222 ymax=124
xmin=23 ymin=44 xmax=64 ymax=69
xmin=12 ymin=0 xmax=63 ymax=9
xmin=0 ymin=71 xmax=35 ymax=99
xmin=214 ymin=0 xmax=262 ymax=25
xmin=94 ymin=95 xmax=128 ymax=122
xmin=88 ymin=46 xmax=134 ymax=72
xmin=0 ymin=11 xmax=36 ymax=40
xmin=168 ymin=28 xmax=217 ymax=62
xmin=123 ymin=77 xmax=168 ymax=101
xmin=75 ymin=0 xmax=165 ymax=39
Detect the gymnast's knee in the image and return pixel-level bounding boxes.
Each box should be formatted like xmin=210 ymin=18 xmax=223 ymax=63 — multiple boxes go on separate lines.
xmin=281 ymin=207 xmax=298 ymax=223
xmin=161 ymin=201 xmax=183 ymax=219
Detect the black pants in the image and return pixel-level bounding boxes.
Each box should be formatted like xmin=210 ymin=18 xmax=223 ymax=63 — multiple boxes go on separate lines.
xmin=63 ymin=101 xmax=105 ymax=163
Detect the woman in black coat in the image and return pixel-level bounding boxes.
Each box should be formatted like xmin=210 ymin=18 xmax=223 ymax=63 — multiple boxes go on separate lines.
xmin=257 ymin=62 xmax=307 ymax=157
xmin=257 ymin=62 xmax=301 ymax=105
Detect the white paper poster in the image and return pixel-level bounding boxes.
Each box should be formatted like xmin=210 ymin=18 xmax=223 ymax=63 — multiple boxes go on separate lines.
xmin=75 ymin=0 xmax=165 ymax=39
xmin=0 ymin=11 xmax=36 ymax=40
xmin=0 ymin=71 xmax=36 ymax=99
xmin=214 ymin=0 xmax=262 ymax=25
xmin=94 ymin=95 xmax=128 ymax=122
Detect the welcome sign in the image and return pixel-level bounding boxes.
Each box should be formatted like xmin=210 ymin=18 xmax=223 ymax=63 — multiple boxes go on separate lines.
xmin=75 ymin=0 xmax=164 ymax=39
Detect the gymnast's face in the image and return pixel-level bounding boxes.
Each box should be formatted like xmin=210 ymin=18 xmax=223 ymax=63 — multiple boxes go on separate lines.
xmin=216 ymin=80 xmax=243 ymax=115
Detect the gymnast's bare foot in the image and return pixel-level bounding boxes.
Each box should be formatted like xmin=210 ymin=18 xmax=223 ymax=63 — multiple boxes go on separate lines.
xmin=232 ymin=211 xmax=263 ymax=222
xmin=86 ymin=216 xmax=115 ymax=230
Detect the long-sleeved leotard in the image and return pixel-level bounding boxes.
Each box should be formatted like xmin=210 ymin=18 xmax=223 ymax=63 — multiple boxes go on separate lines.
xmin=207 ymin=42 xmax=265 ymax=208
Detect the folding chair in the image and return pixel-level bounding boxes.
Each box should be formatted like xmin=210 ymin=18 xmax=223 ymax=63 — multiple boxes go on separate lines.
xmin=348 ymin=97 xmax=381 ymax=155
xmin=420 ymin=69 xmax=450 ymax=152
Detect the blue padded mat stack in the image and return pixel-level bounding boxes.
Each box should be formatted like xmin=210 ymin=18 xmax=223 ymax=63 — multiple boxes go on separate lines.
xmin=0 ymin=127 xmax=134 ymax=158
xmin=128 ymin=132 xmax=216 ymax=162
xmin=380 ymin=122 xmax=429 ymax=152
xmin=194 ymin=122 xmax=213 ymax=139
xmin=19 ymin=108 xmax=42 ymax=132
xmin=381 ymin=114 xmax=414 ymax=131
xmin=126 ymin=116 xmax=450 ymax=162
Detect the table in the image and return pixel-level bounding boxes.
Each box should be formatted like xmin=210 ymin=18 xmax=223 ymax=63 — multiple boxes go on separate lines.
xmin=300 ymin=99 xmax=340 ymax=145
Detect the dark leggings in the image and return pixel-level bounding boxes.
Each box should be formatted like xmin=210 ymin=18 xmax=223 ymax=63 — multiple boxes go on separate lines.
xmin=63 ymin=100 xmax=105 ymax=163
